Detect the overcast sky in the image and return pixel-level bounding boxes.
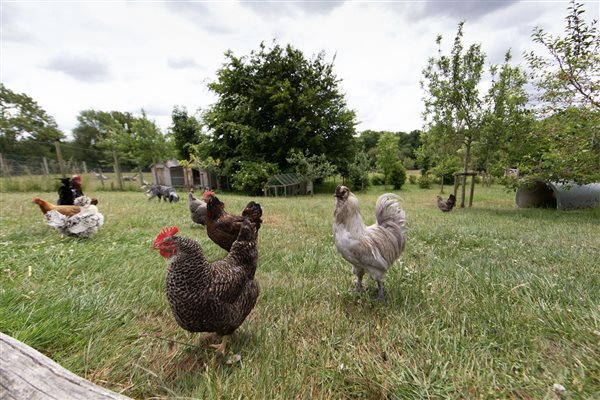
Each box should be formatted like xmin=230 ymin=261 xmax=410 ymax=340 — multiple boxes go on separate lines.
xmin=2 ymin=1 xmax=598 ymax=137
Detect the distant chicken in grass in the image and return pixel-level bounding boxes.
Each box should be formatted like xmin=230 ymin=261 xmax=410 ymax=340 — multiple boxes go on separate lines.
xmin=202 ymin=190 xmax=263 ymax=252
xmin=188 ymin=188 xmax=207 ymax=226
xmin=333 ymin=185 xmax=407 ymax=301
xmin=33 ymin=196 xmax=104 ymax=238
xmin=153 ymin=219 xmax=260 ymax=354
xmin=437 ymin=193 xmax=456 ymax=212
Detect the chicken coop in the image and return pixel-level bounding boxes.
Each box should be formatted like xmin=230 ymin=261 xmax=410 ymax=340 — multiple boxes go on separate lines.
xmin=151 ymin=160 xmax=217 ymax=189
xmin=515 ymin=179 xmax=600 ymax=210
xmin=264 ymin=173 xmax=307 ymax=196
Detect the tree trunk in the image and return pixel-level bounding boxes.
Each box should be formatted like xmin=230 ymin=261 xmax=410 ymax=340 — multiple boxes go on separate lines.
xmin=460 ymin=139 xmax=472 ymax=208
xmin=112 ymin=151 xmax=123 ymax=190
xmin=54 ymin=141 xmax=66 ymax=178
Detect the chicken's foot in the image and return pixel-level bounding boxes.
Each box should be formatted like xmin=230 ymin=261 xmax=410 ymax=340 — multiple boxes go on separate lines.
xmin=350 ymin=269 xmax=366 ymax=292
xmin=209 ymin=335 xmax=228 ymax=355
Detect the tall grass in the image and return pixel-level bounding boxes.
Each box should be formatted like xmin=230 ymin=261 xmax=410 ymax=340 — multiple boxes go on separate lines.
xmin=1 ymin=185 xmax=598 ymax=399
xmin=0 ymin=173 xmax=145 ymax=193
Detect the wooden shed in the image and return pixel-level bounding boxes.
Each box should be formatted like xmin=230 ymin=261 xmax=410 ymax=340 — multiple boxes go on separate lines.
xmin=264 ymin=173 xmax=307 ymax=196
xmin=151 ymin=160 xmax=217 ymax=189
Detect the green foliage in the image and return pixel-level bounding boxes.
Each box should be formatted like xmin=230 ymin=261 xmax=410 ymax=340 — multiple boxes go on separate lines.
xmin=375 ymin=132 xmax=401 ymax=187
xmin=517 ymin=1 xmax=600 ymax=185
xmin=347 ymin=152 xmax=371 ymax=191
xmin=476 ymin=51 xmax=533 ymax=177
xmin=389 ymin=161 xmax=407 ymax=190
xmin=72 ymin=110 xmax=137 ymax=167
xmin=170 ymin=106 xmax=202 ymax=160
xmin=418 ymin=174 xmax=432 ymax=189
xmin=408 ymin=174 xmax=417 ymax=184
xmin=128 ymin=111 xmax=175 ymax=169
xmin=370 ymin=172 xmax=385 ymax=186
xmin=286 ymin=150 xmax=337 ymax=183
xmin=203 ymin=41 xmax=357 ymax=174
xmin=525 ymin=0 xmax=599 ymax=111
xmin=0 ymin=84 xmax=64 ymax=161
xmin=231 ymin=161 xmax=279 ymax=195
xmin=357 ymin=130 xmax=422 ymax=170
xmin=518 ymin=108 xmax=600 ymax=184
xmin=421 ymin=22 xmax=486 ymax=180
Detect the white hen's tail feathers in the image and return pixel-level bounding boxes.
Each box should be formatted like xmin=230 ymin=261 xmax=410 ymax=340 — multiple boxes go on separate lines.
xmin=370 ymin=193 xmax=407 ymax=267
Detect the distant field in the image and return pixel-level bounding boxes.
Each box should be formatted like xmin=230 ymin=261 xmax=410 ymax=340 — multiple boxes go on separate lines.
xmin=1 ymin=184 xmax=598 ymax=399
xmin=0 ymin=172 xmax=148 ymax=193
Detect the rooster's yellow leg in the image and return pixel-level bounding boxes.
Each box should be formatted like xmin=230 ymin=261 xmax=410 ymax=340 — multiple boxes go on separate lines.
xmin=209 ymin=335 xmax=228 ymax=355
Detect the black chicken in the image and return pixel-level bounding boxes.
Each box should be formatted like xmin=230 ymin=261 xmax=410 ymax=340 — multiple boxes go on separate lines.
xmin=437 ymin=194 xmax=456 ymax=212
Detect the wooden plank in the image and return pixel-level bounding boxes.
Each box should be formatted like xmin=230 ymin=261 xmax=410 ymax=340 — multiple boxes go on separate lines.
xmin=0 ymin=333 xmax=131 ymax=400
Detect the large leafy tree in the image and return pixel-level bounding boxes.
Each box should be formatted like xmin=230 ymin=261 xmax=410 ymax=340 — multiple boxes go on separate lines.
xmin=475 ymin=51 xmax=534 ymax=179
xmin=357 ymin=130 xmax=421 ymax=170
xmin=0 ymin=84 xmax=64 ymax=161
xmin=170 ymin=106 xmax=202 ymax=160
xmin=525 ymin=0 xmax=599 ymax=112
xmin=421 ymin=22 xmax=486 ymax=205
xmin=128 ymin=111 xmax=175 ymax=171
xmin=203 ymin=41 xmax=357 ymax=175
xmin=376 ymin=132 xmax=401 ymax=188
xmin=71 ymin=110 xmax=136 ymax=168
xmin=521 ymin=0 xmax=600 ymax=184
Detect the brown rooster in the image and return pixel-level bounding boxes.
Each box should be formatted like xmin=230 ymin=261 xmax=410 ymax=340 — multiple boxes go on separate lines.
xmin=333 ymin=186 xmax=407 ymax=301
xmin=33 ymin=197 xmax=81 ymax=217
xmin=202 ymin=191 xmax=263 ymax=252
xmin=153 ymin=219 xmax=260 ymax=354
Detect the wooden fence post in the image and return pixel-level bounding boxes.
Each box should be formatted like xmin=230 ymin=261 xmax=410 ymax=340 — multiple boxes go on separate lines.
xmin=54 ymin=141 xmax=66 ymax=178
xmin=0 ymin=153 xmax=9 ymax=177
xmin=42 ymin=157 xmax=50 ymax=175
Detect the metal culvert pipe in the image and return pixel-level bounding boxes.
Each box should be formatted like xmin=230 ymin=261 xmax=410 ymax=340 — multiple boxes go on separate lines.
xmin=516 ymin=179 xmax=600 ymax=210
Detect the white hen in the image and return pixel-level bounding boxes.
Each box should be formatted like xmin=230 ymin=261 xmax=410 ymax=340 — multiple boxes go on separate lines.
xmin=333 ymin=185 xmax=407 ymax=300
xmin=45 ymin=196 xmax=104 ymax=238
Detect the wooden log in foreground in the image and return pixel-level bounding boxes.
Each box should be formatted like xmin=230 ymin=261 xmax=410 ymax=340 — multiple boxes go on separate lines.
xmin=0 ymin=332 xmax=131 ymax=400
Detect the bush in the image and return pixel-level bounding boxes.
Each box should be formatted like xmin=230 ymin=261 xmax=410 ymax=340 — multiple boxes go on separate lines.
xmin=418 ymin=175 xmax=432 ymax=189
xmin=231 ymin=161 xmax=279 ymax=195
xmin=348 ymin=169 xmax=370 ymax=192
xmin=408 ymin=174 xmax=417 ymax=184
xmin=389 ymin=162 xmax=407 ymax=190
xmin=371 ymin=173 xmax=385 ymax=185
xmin=347 ymin=153 xmax=371 ymax=191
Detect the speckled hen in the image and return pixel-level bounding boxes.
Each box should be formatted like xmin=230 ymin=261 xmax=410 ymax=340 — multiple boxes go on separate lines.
xmin=153 ymin=219 xmax=260 ymax=354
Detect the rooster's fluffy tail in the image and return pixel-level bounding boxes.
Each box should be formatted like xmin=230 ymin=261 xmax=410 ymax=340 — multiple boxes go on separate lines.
xmin=373 ymin=194 xmax=407 ymax=264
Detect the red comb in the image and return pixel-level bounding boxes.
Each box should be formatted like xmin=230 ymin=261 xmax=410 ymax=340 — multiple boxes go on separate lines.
xmin=154 ymin=226 xmax=179 ymax=246
xmin=202 ymin=190 xmax=216 ymax=200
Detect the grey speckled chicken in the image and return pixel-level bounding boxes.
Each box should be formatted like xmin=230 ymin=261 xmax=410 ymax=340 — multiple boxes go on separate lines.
xmin=153 ymin=219 xmax=259 ymax=354
xmin=188 ymin=188 xmax=207 ymax=225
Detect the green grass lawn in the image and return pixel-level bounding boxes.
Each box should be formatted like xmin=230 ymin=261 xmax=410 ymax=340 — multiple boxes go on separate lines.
xmin=1 ymin=184 xmax=599 ymax=399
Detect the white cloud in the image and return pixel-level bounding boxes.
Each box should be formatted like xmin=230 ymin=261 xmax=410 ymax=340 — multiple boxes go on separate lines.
xmin=2 ymin=0 xmax=597 ymax=137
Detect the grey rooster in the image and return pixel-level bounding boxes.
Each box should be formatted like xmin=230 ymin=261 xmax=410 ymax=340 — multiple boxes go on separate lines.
xmin=437 ymin=194 xmax=456 ymax=212
xmin=333 ymin=185 xmax=407 ymax=301
xmin=153 ymin=219 xmax=260 ymax=354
